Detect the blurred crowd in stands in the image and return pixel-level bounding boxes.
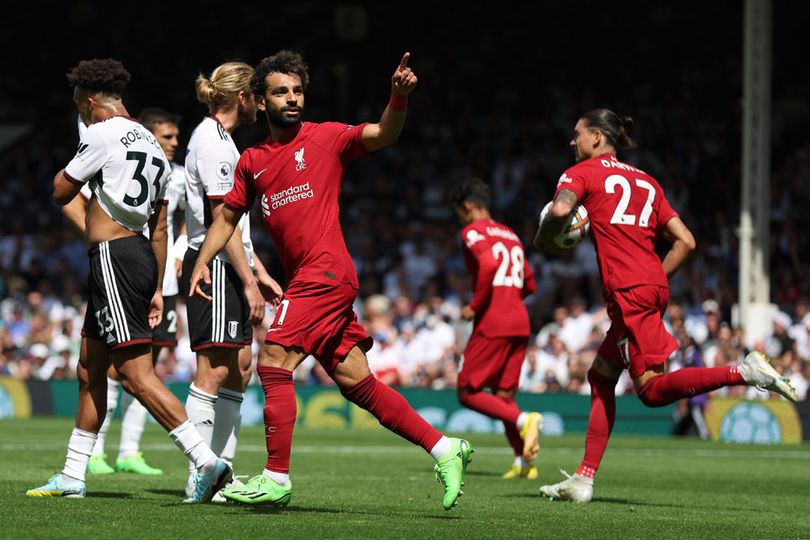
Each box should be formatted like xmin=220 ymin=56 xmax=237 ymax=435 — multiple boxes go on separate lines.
xmin=1 ymin=3 xmax=809 ymax=405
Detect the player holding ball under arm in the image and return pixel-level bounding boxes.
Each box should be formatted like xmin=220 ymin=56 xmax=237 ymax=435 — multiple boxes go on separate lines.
xmin=189 ymin=50 xmax=473 ymax=511
xmin=534 ymin=108 xmax=798 ymax=503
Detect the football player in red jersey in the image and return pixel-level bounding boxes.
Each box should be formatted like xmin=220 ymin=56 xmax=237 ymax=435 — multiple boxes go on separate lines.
xmin=534 ymin=109 xmax=798 ymax=502
xmin=188 ymin=51 xmax=472 ymax=511
xmin=449 ymin=178 xmax=544 ymax=480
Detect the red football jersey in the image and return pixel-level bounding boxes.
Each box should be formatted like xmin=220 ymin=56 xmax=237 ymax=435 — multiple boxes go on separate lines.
xmin=225 ymin=122 xmax=368 ymax=287
xmin=461 ymin=218 xmax=536 ymax=337
xmin=554 ymin=153 xmax=678 ymax=297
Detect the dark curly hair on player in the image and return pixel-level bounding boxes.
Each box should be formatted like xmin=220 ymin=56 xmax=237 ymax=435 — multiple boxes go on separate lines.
xmin=66 ymin=58 xmax=131 ymax=96
xmin=138 ymin=107 xmax=182 ymax=132
xmin=448 ymin=177 xmax=491 ymax=210
xmin=580 ymin=108 xmax=637 ymax=150
xmin=250 ymin=51 xmax=310 ymax=97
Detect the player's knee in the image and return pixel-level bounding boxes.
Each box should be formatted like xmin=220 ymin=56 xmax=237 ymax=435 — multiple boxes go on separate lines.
xmin=117 ymin=374 xmax=139 ymax=397
xmin=587 ymin=366 xmax=616 ymax=390
xmin=495 ymin=388 xmax=516 ymax=401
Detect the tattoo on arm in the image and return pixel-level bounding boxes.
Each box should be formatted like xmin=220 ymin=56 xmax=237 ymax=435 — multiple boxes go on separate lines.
xmin=537 ymin=189 xmax=578 ymax=246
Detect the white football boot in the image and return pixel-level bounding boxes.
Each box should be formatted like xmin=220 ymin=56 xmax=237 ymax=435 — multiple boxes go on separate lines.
xmin=738 ymin=351 xmax=799 ymax=402
xmin=212 ymin=475 xmax=246 ymax=503
xmin=538 ymin=470 xmax=593 ymax=503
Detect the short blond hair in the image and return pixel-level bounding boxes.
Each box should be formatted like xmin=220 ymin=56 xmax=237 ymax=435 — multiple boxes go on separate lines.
xmin=195 ymin=61 xmax=254 ymax=111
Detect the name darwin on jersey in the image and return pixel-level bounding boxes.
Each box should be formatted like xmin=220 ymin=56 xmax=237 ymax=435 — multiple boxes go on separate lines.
xmin=599 ymin=158 xmax=642 ymax=173
xmin=119 ymin=126 xmax=162 ymax=152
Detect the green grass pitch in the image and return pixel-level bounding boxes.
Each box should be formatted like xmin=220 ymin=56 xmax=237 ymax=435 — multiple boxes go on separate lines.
xmin=1 ymin=417 xmax=808 ymax=539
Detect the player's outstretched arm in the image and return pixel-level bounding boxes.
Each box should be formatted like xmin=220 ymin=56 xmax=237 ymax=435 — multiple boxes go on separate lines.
xmin=661 ymin=216 xmax=696 ymax=278
xmin=361 ymin=52 xmax=417 ymax=153
xmin=188 ymin=205 xmax=241 ymax=301
xmin=534 ymin=189 xmax=578 ymax=254
xmin=52 ymin=169 xmax=83 ymax=206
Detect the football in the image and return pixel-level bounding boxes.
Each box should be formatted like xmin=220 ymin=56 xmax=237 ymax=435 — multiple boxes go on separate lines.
xmin=539 ymin=202 xmax=590 ymax=249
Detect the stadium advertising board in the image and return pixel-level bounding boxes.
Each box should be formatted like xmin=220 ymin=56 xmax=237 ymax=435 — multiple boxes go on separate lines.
xmin=704 ymin=397 xmax=803 ymax=445
xmin=3 ymin=378 xmax=676 ymax=436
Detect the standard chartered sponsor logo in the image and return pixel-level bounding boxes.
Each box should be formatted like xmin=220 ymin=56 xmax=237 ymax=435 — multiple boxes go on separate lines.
xmin=269 ymin=182 xmax=314 ymax=211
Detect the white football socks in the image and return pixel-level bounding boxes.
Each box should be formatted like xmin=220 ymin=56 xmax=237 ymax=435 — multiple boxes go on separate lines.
xmin=185 ymin=383 xmax=217 ymax=472
xmin=62 ymin=428 xmax=97 ymax=482
xmin=169 ymin=420 xmax=217 ymax=471
xmin=516 ymin=412 xmax=528 ymax=430
xmin=118 ymin=391 xmax=148 ymax=460
xmin=212 ymin=388 xmax=243 ymax=468
xmin=514 ymin=455 xmax=528 ymax=468
xmin=263 ymin=468 xmax=290 ymax=487
xmin=91 ymin=377 xmax=120 ymax=457
xmin=429 ymin=436 xmax=453 ymax=461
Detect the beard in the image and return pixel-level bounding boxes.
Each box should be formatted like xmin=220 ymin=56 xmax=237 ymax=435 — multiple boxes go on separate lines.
xmin=237 ymin=104 xmax=257 ymax=125
xmin=266 ymin=106 xmax=303 ymax=129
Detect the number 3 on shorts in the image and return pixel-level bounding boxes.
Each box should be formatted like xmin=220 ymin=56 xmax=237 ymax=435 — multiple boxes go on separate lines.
xmin=617 ymin=337 xmax=631 ymax=367
xmin=272 ymin=299 xmax=291 ymax=327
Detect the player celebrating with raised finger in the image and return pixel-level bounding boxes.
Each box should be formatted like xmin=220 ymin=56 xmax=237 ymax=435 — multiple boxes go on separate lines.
xmin=188 ymin=51 xmax=473 ymax=511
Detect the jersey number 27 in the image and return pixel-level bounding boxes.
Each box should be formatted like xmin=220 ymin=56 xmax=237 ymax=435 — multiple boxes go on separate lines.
xmin=605 ymin=174 xmax=656 ymax=227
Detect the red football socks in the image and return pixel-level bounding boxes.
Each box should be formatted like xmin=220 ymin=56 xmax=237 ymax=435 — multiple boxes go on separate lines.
xmin=458 ymin=390 xmax=522 ymax=425
xmin=637 ymin=366 xmax=744 ymax=408
xmin=499 ymin=395 xmax=525 ymax=456
xmin=458 ymin=390 xmax=523 ymax=454
xmin=257 ymin=366 xmax=297 ymax=473
xmin=341 ymin=374 xmax=443 ymax=452
xmin=578 ymin=369 xmax=616 ymax=478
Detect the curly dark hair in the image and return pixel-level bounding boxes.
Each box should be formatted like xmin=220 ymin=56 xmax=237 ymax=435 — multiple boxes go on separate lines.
xmin=250 ymin=51 xmax=310 ymax=97
xmin=66 ymin=58 xmax=131 ymax=95
xmin=448 ymin=177 xmax=491 ymax=210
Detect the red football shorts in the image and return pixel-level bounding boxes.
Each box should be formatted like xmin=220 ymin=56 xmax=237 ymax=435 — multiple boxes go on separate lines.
xmin=458 ymin=332 xmax=528 ymax=391
xmin=264 ymin=281 xmax=372 ymax=372
xmin=597 ymin=284 xmax=678 ymax=378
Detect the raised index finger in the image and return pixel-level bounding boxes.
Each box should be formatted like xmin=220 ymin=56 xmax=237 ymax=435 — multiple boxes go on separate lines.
xmin=398 ymin=52 xmax=410 ymax=71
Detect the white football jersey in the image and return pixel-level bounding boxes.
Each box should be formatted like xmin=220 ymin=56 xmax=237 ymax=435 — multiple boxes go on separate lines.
xmin=161 ymin=163 xmax=186 ymax=296
xmin=184 ymin=116 xmax=254 ymax=267
xmin=66 ymin=116 xmax=170 ymax=232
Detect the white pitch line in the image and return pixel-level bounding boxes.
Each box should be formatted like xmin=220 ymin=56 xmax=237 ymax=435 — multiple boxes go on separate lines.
xmin=1 ymin=442 xmax=809 ymax=459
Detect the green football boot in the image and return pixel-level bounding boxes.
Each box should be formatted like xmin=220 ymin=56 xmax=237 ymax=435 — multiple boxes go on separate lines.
xmin=115 ymin=452 xmax=163 ymax=475
xmin=221 ymin=474 xmax=292 ymax=506
xmin=87 ymin=454 xmax=115 ymax=475
xmin=433 ymin=438 xmax=474 ymax=510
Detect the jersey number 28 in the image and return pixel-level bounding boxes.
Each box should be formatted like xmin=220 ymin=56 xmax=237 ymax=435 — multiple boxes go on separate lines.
xmin=491 ymin=242 xmax=524 ymax=288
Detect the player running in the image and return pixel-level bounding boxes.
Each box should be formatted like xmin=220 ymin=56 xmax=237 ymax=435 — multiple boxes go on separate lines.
xmin=26 ymin=59 xmax=230 ymax=502
xmin=449 ymin=178 xmax=543 ymax=479
xmin=534 ymin=108 xmax=799 ymax=503
xmin=182 ymin=61 xmax=282 ymax=500
xmin=63 ymin=108 xmax=185 ymax=477
xmin=188 ymin=51 xmax=473 ymax=511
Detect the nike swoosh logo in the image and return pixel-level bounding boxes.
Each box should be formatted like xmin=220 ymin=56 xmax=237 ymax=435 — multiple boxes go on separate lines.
xmin=253 ymin=168 xmax=267 ymax=180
